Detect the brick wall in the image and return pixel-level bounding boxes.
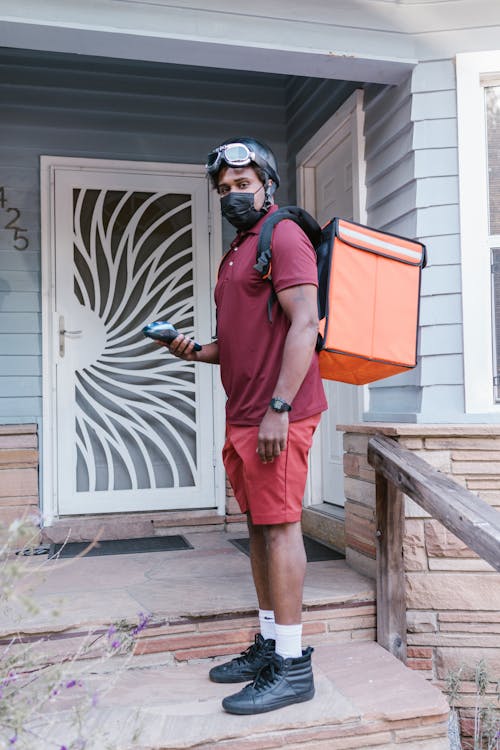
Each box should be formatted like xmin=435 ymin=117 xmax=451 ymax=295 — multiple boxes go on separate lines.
xmin=340 ymin=423 xmax=500 ymax=745
xmin=0 ymin=424 xmax=39 ymax=527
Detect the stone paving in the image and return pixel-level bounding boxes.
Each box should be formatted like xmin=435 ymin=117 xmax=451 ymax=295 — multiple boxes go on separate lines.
xmin=41 ymin=642 xmax=450 ymax=749
xmin=6 ymin=529 xmax=449 ymax=749
xmin=4 ymin=529 xmax=375 ymax=634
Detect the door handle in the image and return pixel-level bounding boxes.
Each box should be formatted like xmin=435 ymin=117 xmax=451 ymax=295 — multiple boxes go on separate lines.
xmin=59 ymin=316 xmax=82 ymax=356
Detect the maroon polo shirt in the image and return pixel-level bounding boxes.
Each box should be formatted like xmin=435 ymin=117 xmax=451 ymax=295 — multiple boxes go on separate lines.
xmin=215 ymin=206 xmax=328 ymax=426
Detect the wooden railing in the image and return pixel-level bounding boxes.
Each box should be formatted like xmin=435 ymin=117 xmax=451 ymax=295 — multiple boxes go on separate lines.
xmin=367 ymin=435 xmax=500 ymax=664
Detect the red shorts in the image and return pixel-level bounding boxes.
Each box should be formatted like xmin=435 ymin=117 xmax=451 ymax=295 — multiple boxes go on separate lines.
xmin=222 ymin=414 xmax=321 ymax=525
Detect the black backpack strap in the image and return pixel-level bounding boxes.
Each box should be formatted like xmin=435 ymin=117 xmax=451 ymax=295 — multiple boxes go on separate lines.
xmin=254 ymin=206 xmax=321 ymax=279
xmin=254 ymin=206 xmax=322 ymax=323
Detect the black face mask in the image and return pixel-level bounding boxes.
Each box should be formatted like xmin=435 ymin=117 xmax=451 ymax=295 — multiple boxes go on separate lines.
xmin=220 ymin=187 xmax=266 ymax=231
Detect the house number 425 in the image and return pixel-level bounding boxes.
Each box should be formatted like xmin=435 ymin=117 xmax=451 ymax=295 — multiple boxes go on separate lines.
xmin=0 ymin=186 xmax=29 ymax=250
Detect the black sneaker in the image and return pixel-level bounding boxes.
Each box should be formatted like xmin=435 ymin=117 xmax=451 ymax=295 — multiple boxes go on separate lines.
xmin=222 ymin=647 xmax=315 ymax=715
xmin=209 ymin=634 xmax=275 ymax=684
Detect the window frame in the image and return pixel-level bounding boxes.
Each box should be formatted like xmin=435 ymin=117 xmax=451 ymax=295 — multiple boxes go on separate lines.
xmin=457 ymin=51 xmax=500 ymax=414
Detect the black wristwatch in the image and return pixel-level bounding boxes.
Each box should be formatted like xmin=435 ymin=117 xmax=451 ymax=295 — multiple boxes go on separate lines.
xmin=269 ymin=397 xmax=292 ymax=413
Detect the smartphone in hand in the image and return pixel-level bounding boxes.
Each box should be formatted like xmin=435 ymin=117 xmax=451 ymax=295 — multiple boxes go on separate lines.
xmin=142 ymin=321 xmax=202 ymax=351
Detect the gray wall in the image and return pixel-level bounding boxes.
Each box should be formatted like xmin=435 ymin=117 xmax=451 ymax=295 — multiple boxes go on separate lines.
xmin=363 ymin=60 xmax=465 ymax=422
xmin=283 ymin=63 xmax=465 ymax=423
xmin=0 ymin=48 xmax=357 ymax=424
xmin=0 ymin=49 xmax=294 ymax=424
xmin=0 ymin=48 xmax=474 ymax=425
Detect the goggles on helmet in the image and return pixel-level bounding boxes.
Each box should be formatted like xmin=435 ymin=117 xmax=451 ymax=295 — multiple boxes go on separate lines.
xmin=206 ymin=142 xmax=272 ymax=178
xmin=206 ymin=143 xmax=257 ymax=172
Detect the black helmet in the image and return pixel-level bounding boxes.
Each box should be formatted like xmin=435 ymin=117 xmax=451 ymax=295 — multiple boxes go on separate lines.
xmin=206 ymin=137 xmax=280 ymax=192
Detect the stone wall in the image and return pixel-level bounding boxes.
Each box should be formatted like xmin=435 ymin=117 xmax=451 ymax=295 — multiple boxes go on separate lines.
xmin=340 ymin=423 xmax=500 ymax=746
xmin=0 ymin=424 xmax=39 ymax=528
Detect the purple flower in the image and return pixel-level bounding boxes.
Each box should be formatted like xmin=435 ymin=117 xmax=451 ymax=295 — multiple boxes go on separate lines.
xmin=66 ymin=680 xmax=77 ymax=689
xmin=107 ymin=624 xmax=117 ymax=637
xmin=132 ymin=611 xmax=151 ymax=636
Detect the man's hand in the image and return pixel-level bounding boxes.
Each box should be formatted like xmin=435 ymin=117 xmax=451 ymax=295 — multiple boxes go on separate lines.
xmin=159 ymin=336 xmax=220 ymax=365
xmin=159 ymin=333 xmax=198 ymax=361
xmin=257 ymin=410 xmax=289 ymax=463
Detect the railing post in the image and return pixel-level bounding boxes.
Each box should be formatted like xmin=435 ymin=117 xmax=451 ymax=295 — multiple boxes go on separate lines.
xmin=375 ymin=469 xmax=407 ymax=663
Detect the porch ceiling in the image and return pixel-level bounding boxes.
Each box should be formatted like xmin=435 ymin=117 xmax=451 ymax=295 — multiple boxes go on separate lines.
xmin=0 ymin=1 xmax=498 ymax=88
xmin=0 ymin=27 xmax=412 ymax=85
xmin=0 ymin=0 xmax=419 ymax=86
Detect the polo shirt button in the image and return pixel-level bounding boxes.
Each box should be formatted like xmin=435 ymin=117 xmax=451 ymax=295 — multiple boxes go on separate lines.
xmin=229 ymin=261 xmax=234 ymax=266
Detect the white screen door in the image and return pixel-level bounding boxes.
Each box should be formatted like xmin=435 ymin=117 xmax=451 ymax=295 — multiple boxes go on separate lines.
xmin=43 ymin=159 xmax=216 ymax=516
xmin=297 ymin=91 xmax=366 ymax=507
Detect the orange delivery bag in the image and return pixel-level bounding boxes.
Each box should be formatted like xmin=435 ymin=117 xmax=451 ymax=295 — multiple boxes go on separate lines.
xmin=317 ymin=218 xmax=426 ymax=384
xmin=254 ymin=208 xmax=427 ymax=386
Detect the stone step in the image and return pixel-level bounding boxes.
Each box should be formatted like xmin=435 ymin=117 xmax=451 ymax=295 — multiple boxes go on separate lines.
xmin=132 ymin=601 xmax=376 ymax=661
xmin=3 ymin=531 xmax=376 ymax=664
xmin=48 ymin=641 xmax=450 ymax=749
xmin=4 ymin=585 xmax=376 ymax=665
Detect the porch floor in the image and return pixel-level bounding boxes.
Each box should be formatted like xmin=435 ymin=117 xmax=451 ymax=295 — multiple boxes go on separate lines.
xmin=6 ymin=528 xmax=374 ymax=635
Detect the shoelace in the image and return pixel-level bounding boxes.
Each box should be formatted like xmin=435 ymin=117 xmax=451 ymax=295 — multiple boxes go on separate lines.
xmin=233 ymin=638 xmax=261 ymax=666
xmin=252 ymin=660 xmax=279 ymax=693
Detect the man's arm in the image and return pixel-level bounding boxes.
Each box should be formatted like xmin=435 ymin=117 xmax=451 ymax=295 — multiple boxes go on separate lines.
xmin=161 ymin=335 xmax=220 ymax=364
xmin=257 ymin=283 xmax=318 ymax=463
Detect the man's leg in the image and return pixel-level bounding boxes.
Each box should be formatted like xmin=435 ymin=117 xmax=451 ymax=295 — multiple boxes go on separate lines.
xmin=208 ymin=517 xmax=275 ymax=684
xmin=248 ymin=515 xmax=271 ymax=608
xmin=248 ymin=515 xmax=277 ymax=640
xmin=263 ymin=521 xmax=306 ymax=659
xmin=221 ymin=522 xmax=314 ymax=714
xmin=263 ymin=520 xmax=306 ymax=624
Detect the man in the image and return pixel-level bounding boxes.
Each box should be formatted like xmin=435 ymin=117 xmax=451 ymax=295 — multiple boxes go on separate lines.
xmin=166 ymin=138 xmax=327 ymax=715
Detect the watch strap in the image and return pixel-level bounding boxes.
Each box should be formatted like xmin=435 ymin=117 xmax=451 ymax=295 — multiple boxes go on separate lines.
xmin=269 ymin=396 xmax=292 ymax=413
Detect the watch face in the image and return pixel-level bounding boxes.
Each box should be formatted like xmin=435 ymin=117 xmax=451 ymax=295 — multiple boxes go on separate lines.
xmin=270 ymin=397 xmax=290 ymax=412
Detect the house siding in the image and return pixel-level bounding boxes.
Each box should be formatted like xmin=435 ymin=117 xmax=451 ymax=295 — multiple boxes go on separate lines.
xmin=412 ymin=60 xmax=465 ymax=422
xmin=0 ymin=50 xmax=489 ymax=426
xmin=364 ymin=59 xmax=466 ymax=423
xmin=0 ymin=50 xmax=297 ymax=424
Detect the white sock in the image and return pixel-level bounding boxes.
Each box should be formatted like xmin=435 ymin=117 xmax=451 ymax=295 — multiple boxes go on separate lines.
xmin=258 ymin=609 xmax=276 ymax=641
xmin=275 ymin=623 xmax=303 ymax=659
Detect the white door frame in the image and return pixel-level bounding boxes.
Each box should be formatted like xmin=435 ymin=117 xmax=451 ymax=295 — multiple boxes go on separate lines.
xmin=296 ymin=89 xmax=367 ymax=506
xmin=40 ymin=156 xmax=225 ymax=525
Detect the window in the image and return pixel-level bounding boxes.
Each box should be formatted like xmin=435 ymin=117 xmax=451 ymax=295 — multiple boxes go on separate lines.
xmin=457 ymin=52 xmax=500 ymax=414
xmin=486 ymin=85 xmax=500 ymax=401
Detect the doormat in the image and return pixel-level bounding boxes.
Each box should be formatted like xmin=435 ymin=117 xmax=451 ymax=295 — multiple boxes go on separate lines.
xmin=229 ymin=535 xmax=344 ymax=563
xmin=49 ymin=535 xmax=193 ymax=559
